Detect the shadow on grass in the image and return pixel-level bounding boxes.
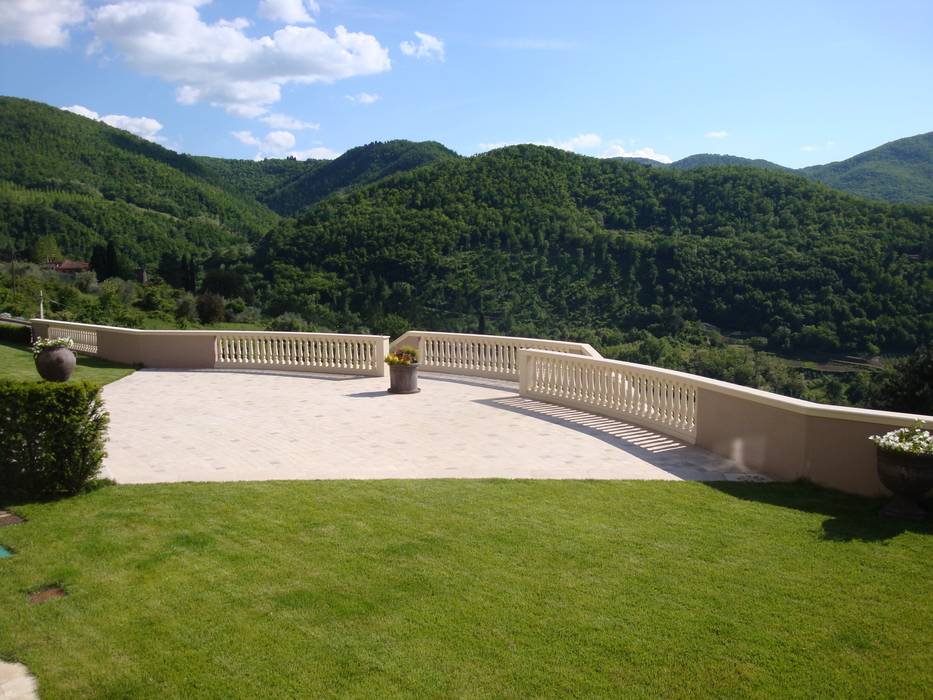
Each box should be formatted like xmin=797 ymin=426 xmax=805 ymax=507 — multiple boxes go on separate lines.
xmin=707 ymin=480 xmax=933 ymax=542
xmin=76 ymin=354 xmax=135 ymax=372
xmin=0 ymin=479 xmax=115 ymax=509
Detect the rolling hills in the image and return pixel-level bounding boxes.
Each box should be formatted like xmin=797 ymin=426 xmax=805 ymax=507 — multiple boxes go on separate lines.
xmin=801 ymin=132 xmax=933 ymax=204
xmin=0 ymin=97 xmax=461 ymax=265
xmin=656 ymin=132 xmax=933 ymax=204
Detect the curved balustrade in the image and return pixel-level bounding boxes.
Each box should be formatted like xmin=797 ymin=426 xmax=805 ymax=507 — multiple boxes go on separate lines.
xmin=30 ymin=319 xmax=932 ymax=496
xmin=520 ymin=349 xmax=698 ymax=442
xmin=391 ymin=330 xmax=601 ymax=381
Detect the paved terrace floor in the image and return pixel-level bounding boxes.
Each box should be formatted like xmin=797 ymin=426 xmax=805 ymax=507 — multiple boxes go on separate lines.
xmin=101 ymin=370 xmax=766 ymax=484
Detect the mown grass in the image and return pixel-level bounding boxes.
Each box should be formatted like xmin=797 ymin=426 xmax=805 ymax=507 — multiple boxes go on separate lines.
xmin=0 ymin=480 xmax=930 ymax=699
xmin=0 ymin=341 xmax=133 ymax=384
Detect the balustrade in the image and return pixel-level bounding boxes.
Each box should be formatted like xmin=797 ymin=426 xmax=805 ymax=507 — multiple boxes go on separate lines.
xmin=391 ymin=330 xmax=600 ymax=381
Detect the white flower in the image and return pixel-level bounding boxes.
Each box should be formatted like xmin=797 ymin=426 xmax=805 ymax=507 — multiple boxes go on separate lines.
xmin=869 ymin=420 xmax=933 ymax=456
xmin=32 ymin=336 xmax=75 ymax=357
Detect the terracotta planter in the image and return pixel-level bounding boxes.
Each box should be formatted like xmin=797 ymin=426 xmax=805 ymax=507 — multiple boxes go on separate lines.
xmin=876 ymin=447 xmax=933 ymax=520
xmin=35 ymin=347 xmax=76 ymax=382
xmin=388 ymin=363 xmax=419 ymax=394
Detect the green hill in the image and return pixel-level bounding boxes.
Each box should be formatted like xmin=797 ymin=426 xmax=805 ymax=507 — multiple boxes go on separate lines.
xmin=0 ymin=96 xmax=278 ymax=266
xmin=257 ymin=145 xmax=932 ymax=355
xmin=637 ymin=135 xmax=933 ymax=205
xmin=670 ymin=154 xmax=791 ymax=172
xmin=191 ymin=156 xmax=323 ymax=207
xmin=258 ymin=140 xmax=461 ymax=215
xmin=801 ymin=132 xmax=933 ymax=204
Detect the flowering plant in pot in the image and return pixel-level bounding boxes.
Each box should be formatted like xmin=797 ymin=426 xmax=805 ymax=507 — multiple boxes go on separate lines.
xmin=869 ymin=420 xmax=933 ymax=520
xmin=33 ymin=336 xmax=77 ymax=382
xmin=385 ymin=345 xmax=419 ymax=394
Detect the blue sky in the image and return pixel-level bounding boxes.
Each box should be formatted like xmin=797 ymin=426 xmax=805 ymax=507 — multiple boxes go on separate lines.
xmin=1 ymin=0 xmax=931 ymax=166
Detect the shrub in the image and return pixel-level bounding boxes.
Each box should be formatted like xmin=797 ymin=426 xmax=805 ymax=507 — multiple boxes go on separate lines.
xmin=0 ymin=322 xmax=32 ymax=345
xmin=174 ymin=292 xmax=198 ymax=323
xmin=0 ymin=380 xmax=109 ymax=500
xmin=196 ymin=292 xmax=226 ymax=324
xmin=268 ymin=312 xmax=309 ymax=332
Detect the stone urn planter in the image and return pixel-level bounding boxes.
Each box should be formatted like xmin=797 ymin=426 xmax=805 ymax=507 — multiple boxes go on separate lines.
xmin=33 ymin=338 xmax=77 ymax=382
xmin=388 ymin=363 xmax=420 ymax=394
xmin=876 ymin=447 xmax=933 ymax=520
xmin=386 ymin=345 xmax=420 ymax=394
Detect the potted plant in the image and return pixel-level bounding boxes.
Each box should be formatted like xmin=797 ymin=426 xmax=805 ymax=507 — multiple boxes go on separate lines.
xmin=33 ymin=336 xmax=77 ymax=382
xmin=869 ymin=420 xmax=933 ymax=520
xmin=385 ymin=345 xmax=420 ymax=394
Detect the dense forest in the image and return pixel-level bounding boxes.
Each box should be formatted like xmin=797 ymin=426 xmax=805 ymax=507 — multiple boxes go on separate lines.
xmin=1 ymin=96 xmax=931 ymax=411
xmin=259 ymin=145 xmax=932 ymax=357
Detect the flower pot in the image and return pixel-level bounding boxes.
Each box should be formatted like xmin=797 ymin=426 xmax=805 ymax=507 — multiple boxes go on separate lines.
xmin=876 ymin=447 xmax=933 ymax=520
xmin=388 ymin=363 xmax=419 ymax=394
xmin=35 ymin=347 xmax=76 ymax=382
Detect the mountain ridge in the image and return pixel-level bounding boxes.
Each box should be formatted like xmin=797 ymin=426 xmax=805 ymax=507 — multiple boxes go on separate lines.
xmin=625 ymin=132 xmax=933 ymax=204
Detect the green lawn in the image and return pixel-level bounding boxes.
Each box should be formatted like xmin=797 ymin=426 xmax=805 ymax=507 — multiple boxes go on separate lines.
xmin=0 ymin=480 xmax=930 ymax=699
xmin=0 ymin=341 xmax=134 ymax=384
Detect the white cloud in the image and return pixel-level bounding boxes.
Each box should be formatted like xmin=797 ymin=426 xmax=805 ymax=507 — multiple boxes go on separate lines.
xmin=705 ymin=130 xmax=729 ymax=139
xmin=800 ymin=144 xmax=818 ymax=152
xmin=289 ymin=145 xmax=341 ymax=160
xmin=557 ymin=133 xmax=601 ymax=152
xmin=0 ymin=0 xmax=86 ymax=48
xmin=258 ymin=0 xmax=318 ymax=24
xmin=232 ymin=130 xmax=261 ymax=147
xmin=62 ymin=104 xmax=165 ymax=142
xmin=400 ymin=31 xmax=444 ymax=61
xmin=478 ymin=133 xmax=601 ymax=154
xmin=345 ymin=92 xmax=380 ymax=105
xmin=232 ymin=129 xmax=298 ymax=157
xmin=62 ymin=104 xmax=100 ymax=120
xmin=602 ymin=143 xmax=673 ymax=163
xmin=92 ymin=1 xmax=391 ymax=117
xmin=259 ymin=113 xmax=319 ymax=130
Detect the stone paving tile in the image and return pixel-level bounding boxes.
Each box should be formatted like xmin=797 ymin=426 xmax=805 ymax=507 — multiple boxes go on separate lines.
xmin=100 ymin=369 xmax=765 ymax=484
xmin=0 ymin=662 xmax=38 ymax=700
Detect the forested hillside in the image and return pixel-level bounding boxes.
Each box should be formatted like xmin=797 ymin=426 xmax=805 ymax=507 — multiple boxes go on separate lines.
xmin=258 ymin=145 xmax=932 ymax=356
xmin=2 ymin=98 xmax=931 ymax=410
xmin=257 ymin=140 xmax=460 ymax=215
xmin=663 ymin=133 xmax=933 ymax=204
xmin=192 ymin=156 xmax=322 ymax=208
xmin=0 ymin=96 xmax=277 ymax=267
xmin=802 ymin=132 xmax=933 ymax=204
xmin=670 ymin=154 xmax=790 ymax=172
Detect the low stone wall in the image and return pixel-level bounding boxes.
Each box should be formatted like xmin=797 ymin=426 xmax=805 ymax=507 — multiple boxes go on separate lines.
xmin=31 ymin=320 xmax=389 ymax=377
xmin=520 ymin=348 xmax=931 ymax=497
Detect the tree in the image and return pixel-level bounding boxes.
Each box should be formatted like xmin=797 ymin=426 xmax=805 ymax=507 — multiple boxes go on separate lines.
xmin=195 ymin=291 xmax=226 ymax=324
xmin=871 ymin=344 xmax=933 ymax=413
xmin=30 ymin=235 xmax=62 ymax=263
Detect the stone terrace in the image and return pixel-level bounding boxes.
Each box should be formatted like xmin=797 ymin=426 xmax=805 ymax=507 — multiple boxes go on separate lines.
xmin=101 ymin=370 xmax=761 ymax=483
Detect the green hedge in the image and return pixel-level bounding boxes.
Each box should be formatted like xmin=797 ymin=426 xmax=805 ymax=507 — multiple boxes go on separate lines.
xmin=0 ymin=380 xmax=109 ymax=500
xmin=0 ymin=323 xmax=32 ymax=345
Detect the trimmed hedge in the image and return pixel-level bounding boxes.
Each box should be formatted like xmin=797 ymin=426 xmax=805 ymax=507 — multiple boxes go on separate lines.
xmin=0 ymin=380 xmax=109 ymax=500
xmin=0 ymin=323 xmax=32 ymax=346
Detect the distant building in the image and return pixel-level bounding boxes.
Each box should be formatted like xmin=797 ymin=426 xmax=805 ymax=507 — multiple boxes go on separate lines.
xmin=40 ymin=259 xmax=91 ymax=273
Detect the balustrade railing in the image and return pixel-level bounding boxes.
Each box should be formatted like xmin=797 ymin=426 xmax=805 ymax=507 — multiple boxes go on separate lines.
xmin=391 ymin=330 xmax=601 ymax=381
xmin=47 ymin=323 xmax=98 ymax=354
xmin=519 ymin=349 xmax=698 ymax=442
xmin=215 ymin=332 xmax=385 ymax=375
xmin=30 ymin=320 xmax=388 ymax=377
